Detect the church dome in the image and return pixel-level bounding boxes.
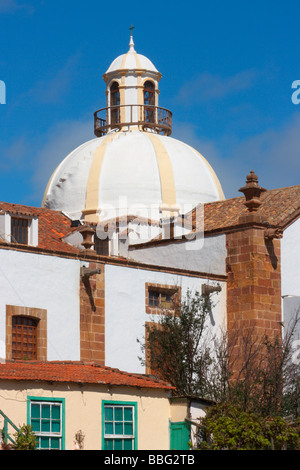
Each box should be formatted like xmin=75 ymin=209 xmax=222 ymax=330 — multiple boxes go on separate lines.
xmin=104 ymin=36 xmax=159 ymax=77
xmin=42 ymin=129 xmax=224 ymax=223
xmin=42 ymin=33 xmax=224 ymax=225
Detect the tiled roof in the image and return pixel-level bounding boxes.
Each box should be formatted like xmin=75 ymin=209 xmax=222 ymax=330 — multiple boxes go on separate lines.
xmin=0 ymin=201 xmax=79 ymax=254
xmin=133 ymin=185 xmax=300 ymax=247
xmin=0 ymin=361 xmax=174 ymax=391
xmin=189 ymin=185 xmax=300 ymax=234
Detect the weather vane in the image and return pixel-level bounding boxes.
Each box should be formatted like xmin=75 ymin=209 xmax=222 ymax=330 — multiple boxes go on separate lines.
xmin=129 ymin=24 xmax=135 ymax=37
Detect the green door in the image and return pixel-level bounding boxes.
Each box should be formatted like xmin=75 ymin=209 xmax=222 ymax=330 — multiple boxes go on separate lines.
xmin=170 ymin=421 xmax=190 ymax=450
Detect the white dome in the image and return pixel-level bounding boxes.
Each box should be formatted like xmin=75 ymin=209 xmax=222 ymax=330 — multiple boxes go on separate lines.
xmin=42 ymin=129 xmax=224 ymax=223
xmin=105 ymin=37 xmax=159 ymax=76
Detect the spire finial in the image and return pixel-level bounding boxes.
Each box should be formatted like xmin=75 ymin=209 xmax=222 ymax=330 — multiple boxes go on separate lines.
xmin=129 ymin=24 xmax=135 ymax=36
xmin=129 ymin=25 xmax=135 ymax=51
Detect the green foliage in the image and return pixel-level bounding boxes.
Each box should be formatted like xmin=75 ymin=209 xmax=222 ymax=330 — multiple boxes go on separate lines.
xmin=13 ymin=424 xmax=37 ymax=450
xmin=138 ymin=288 xmax=217 ymax=397
xmin=198 ymin=403 xmax=300 ymax=450
xmin=198 ymin=403 xmax=269 ymax=450
xmin=138 ymin=289 xmax=300 ymax=449
xmin=264 ymin=416 xmax=300 ymax=450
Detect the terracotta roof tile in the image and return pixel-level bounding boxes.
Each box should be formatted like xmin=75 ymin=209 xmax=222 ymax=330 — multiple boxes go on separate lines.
xmin=0 ymin=201 xmax=79 ymax=254
xmin=0 ymin=361 xmax=174 ymax=391
xmin=189 ymin=185 xmax=300 ymax=233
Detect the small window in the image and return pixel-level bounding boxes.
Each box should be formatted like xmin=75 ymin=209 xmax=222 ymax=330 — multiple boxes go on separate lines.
xmin=149 ymin=290 xmax=160 ymax=307
xmin=146 ymin=283 xmax=180 ymax=313
xmin=29 ymin=399 xmax=64 ymax=450
xmin=143 ymin=81 xmax=155 ymax=123
xmin=110 ymin=82 xmax=120 ymax=124
xmin=160 ymin=292 xmax=173 ymax=309
xmin=103 ymin=402 xmax=137 ymax=450
xmin=11 ymin=217 xmax=28 ymax=244
xmin=149 ymin=288 xmax=175 ymax=310
xmin=144 ymin=81 xmax=155 ymax=105
xmin=12 ymin=316 xmax=38 ymax=360
xmin=95 ymin=235 xmax=109 ymax=256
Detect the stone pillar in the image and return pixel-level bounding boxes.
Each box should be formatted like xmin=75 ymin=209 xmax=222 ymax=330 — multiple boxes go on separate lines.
xmin=226 ymin=172 xmax=283 ymax=369
xmin=80 ymin=261 xmax=105 ymax=364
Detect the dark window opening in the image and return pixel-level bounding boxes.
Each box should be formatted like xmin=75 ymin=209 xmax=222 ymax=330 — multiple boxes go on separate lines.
xmin=149 ymin=290 xmax=160 ymax=307
xmin=11 ymin=217 xmax=28 ymax=244
xmin=143 ymin=81 xmax=155 ymax=123
xmin=95 ymin=236 xmax=109 ymax=256
xmin=110 ymin=82 xmax=120 ymax=125
xmin=148 ymin=289 xmax=175 ymax=310
xmin=12 ymin=316 xmax=38 ymax=360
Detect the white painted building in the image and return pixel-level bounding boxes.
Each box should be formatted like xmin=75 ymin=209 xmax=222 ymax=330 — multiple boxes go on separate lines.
xmin=1 ymin=34 xmax=299 ymax=369
xmin=0 ymin=36 xmax=299 ymax=451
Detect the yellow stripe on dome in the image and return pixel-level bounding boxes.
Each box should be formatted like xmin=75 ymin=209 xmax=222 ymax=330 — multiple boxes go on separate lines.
xmin=120 ymin=50 xmax=142 ymax=71
xmin=121 ymin=52 xmax=129 ymax=69
xmin=193 ymin=149 xmax=225 ymax=200
xmin=147 ymin=134 xmax=178 ymax=214
xmin=133 ymin=52 xmax=142 ymax=69
xmin=83 ymin=134 xmax=116 ymax=223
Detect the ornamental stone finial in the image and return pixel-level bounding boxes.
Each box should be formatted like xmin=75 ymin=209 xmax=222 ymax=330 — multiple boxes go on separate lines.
xmin=239 ymin=171 xmax=266 ymax=212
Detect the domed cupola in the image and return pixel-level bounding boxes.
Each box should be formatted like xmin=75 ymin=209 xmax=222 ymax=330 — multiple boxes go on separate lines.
xmin=42 ymin=31 xmax=224 ymax=226
xmin=95 ymin=28 xmax=170 ymax=137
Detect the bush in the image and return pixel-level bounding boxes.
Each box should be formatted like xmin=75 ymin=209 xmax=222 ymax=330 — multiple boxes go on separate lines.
xmin=13 ymin=424 xmax=38 ymax=450
xmin=197 ymin=403 xmax=300 ymax=450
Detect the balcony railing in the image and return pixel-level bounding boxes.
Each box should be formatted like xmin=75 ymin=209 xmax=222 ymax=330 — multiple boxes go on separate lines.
xmin=0 ymin=409 xmax=19 ymax=447
xmin=94 ymin=104 xmax=172 ymax=137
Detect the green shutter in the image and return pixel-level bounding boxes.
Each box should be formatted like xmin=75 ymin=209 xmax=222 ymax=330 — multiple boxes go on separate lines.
xmin=170 ymin=421 xmax=190 ymax=450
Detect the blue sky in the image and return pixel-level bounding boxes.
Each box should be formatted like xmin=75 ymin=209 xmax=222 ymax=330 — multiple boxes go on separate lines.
xmin=0 ymin=0 xmax=299 ymax=206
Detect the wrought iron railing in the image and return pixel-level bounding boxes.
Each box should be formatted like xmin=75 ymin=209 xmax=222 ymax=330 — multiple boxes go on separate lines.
xmin=94 ymin=104 xmax=172 ymax=137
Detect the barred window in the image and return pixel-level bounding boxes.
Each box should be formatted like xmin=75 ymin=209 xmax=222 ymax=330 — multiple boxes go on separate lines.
xmin=148 ymin=288 xmax=175 ymax=310
xmin=95 ymin=235 xmax=109 ymax=256
xmin=11 ymin=217 xmax=28 ymax=244
xmin=12 ymin=316 xmax=38 ymax=360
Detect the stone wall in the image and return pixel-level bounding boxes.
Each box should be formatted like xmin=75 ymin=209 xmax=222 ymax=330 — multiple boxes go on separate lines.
xmin=226 ymin=224 xmax=282 ymax=360
xmin=80 ymin=262 xmax=105 ymax=364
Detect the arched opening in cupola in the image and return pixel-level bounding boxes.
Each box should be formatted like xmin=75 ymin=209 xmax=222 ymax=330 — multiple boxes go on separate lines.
xmin=110 ymin=81 xmax=120 ymax=125
xmin=143 ymin=80 xmax=155 ymax=123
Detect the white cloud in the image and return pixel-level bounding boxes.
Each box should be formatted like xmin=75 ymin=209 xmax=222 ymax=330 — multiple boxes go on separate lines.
xmin=176 ymin=69 xmax=258 ymax=106
xmin=11 ymin=53 xmax=82 ymax=108
xmin=226 ymin=112 xmax=300 ymax=188
xmin=172 ymin=112 xmax=300 ymax=199
xmin=0 ymin=0 xmax=34 ymax=14
xmin=0 ymin=137 xmax=27 ymax=171
xmin=29 ymin=53 xmax=81 ymax=104
xmin=31 ymin=117 xmax=94 ymax=203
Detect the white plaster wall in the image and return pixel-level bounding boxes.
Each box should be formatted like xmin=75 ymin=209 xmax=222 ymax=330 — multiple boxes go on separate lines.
xmin=105 ymin=264 xmax=226 ymax=374
xmin=281 ymin=218 xmax=300 ymax=340
xmin=0 ymin=249 xmax=81 ymax=360
xmin=128 ymin=234 xmax=227 ymax=276
xmin=281 ymin=218 xmax=300 ymax=297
